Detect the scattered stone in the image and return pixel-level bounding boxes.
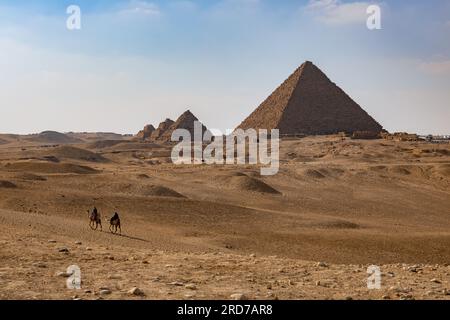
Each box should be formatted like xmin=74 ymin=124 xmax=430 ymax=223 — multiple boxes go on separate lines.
xmin=230 ymin=293 xmax=248 ymax=300
xmin=185 ymin=284 xmax=197 ymax=290
xmin=430 ymin=279 xmax=441 ymax=284
xmin=249 ymin=254 xmax=256 ymax=258
xmin=58 ymin=247 xmax=69 ymax=253
xmin=75 ymin=241 xmax=82 ymax=245
xmin=169 ymin=281 xmax=184 ymax=286
xmin=317 ymin=262 xmax=328 ymax=268
xmin=345 ymin=296 xmax=353 ymax=301
xmin=99 ymin=289 xmax=112 ymax=295
xmin=48 ymin=240 xmax=57 ymax=243
xmin=85 ymin=247 xmax=92 ymax=251
xmin=32 ymin=262 xmax=47 ymax=268
xmin=128 ymin=287 xmax=145 ymax=296
xmin=56 ymin=271 xmax=71 ymax=278
xmin=386 ymin=272 xmax=395 ymax=277
xmin=84 ymin=290 xmax=92 ymax=294
xmin=382 ymin=295 xmax=391 ymax=300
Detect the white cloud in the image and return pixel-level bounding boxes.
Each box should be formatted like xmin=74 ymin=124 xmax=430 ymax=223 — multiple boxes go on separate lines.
xmin=306 ymin=0 xmax=371 ymax=25
xmin=419 ymin=59 xmax=450 ymax=76
xmin=119 ymin=1 xmax=161 ymax=16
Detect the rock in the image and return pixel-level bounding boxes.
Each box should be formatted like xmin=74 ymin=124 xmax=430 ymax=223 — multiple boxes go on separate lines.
xmin=315 ymin=281 xmax=321 ymax=286
xmin=317 ymin=262 xmax=328 ymax=268
xmin=249 ymin=254 xmax=256 ymax=258
xmin=75 ymin=241 xmax=82 ymax=245
xmin=99 ymin=289 xmax=112 ymax=295
xmin=382 ymin=295 xmax=391 ymax=300
xmin=108 ymin=275 xmax=122 ymax=280
xmin=430 ymin=279 xmax=441 ymax=284
xmin=58 ymin=247 xmax=69 ymax=253
xmin=169 ymin=281 xmax=184 ymax=286
xmin=56 ymin=271 xmax=71 ymax=278
xmin=84 ymin=290 xmax=92 ymax=294
xmin=33 ymin=262 xmax=47 ymax=268
xmin=185 ymin=284 xmax=197 ymax=290
xmin=230 ymin=293 xmax=248 ymax=300
xmin=128 ymin=287 xmax=145 ymax=296
xmin=86 ymin=247 xmax=92 ymax=251
xmin=48 ymin=240 xmax=57 ymax=243
xmin=345 ymin=296 xmax=353 ymax=301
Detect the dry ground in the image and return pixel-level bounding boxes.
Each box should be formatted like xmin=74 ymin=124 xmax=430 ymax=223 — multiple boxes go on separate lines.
xmin=0 ymin=134 xmax=449 ymax=300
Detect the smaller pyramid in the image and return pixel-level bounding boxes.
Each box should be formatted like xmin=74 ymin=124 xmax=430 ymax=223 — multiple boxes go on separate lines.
xmin=158 ymin=110 xmax=208 ymax=142
xmin=135 ymin=110 xmax=209 ymax=143
xmin=150 ymin=118 xmax=175 ymax=141
xmin=237 ymin=61 xmax=383 ymax=135
xmin=136 ymin=124 xmax=155 ymax=140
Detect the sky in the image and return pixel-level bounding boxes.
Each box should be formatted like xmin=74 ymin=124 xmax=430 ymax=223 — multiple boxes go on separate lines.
xmin=0 ymin=0 xmax=449 ymax=135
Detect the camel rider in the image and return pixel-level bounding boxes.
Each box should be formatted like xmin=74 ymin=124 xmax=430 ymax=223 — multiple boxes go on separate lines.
xmin=91 ymin=207 xmax=98 ymax=220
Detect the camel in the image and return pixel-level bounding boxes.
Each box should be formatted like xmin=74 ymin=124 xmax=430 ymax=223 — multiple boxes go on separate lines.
xmin=109 ymin=212 xmax=121 ymax=235
xmin=88 ymin=207 xmax=102 ymax=231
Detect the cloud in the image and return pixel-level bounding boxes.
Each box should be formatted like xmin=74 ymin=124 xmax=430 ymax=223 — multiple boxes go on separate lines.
xmin=418 ymin=59 xmax=450 ymax=76
xmin=306 ymin=0 xmax=371 ymax=25
xmin=119 ymin=1 xmax=161 ymax=16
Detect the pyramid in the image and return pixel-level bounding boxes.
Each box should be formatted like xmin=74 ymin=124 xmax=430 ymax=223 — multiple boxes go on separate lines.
xmin=136 ymin=124 xmax=155 ymax=140
xmin=150 ymin=119 xmax=174 ymax=141
xmin=158 ymin=110 xmax=209 ymax=142
xmin=136 ymin=110 xmax=209 ymax=142
xmin=237 ymin=61 xmax=383 ymax=135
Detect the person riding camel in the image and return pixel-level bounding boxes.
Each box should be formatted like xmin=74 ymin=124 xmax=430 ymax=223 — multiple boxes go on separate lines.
xmin=88 ymin=207 xmax=102 ymax=230
xmin=109 ymin=212 xmax=121 ymax=234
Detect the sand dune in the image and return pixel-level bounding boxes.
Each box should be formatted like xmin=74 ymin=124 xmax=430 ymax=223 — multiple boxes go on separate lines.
xmin=140 ymin=185 xmax=185 ymax=198
xmin=25 ymin=131 xmax=82 ymax=144
xmin=14 ymin=172 xmax=47 ymax=181
xmin=4 ymin=161 xmax=99 ymax=174
xmin=0 ymin=180 xmax=17 ymax=188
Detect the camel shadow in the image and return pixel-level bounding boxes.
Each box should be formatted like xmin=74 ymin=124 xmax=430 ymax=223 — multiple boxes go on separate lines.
xmin=95 ymin=229 xmax=150 ymax=243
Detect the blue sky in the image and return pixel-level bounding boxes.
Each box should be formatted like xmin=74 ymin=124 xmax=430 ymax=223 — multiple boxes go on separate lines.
xmin=0 ymin=0 xmax=449 ymax=134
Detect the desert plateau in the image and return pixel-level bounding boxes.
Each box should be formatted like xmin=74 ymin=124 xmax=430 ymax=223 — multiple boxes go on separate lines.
xmin=0 ymin=130 xmax=449 ymax=300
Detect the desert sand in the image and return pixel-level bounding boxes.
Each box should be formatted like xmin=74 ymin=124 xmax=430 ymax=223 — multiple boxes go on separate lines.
xmin=0 ymin=132 xmax=449 ymax=300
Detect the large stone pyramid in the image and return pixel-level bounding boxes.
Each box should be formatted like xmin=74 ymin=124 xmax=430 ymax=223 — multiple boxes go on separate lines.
xmin=237 ymin=61 xmax=383 ymax=135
